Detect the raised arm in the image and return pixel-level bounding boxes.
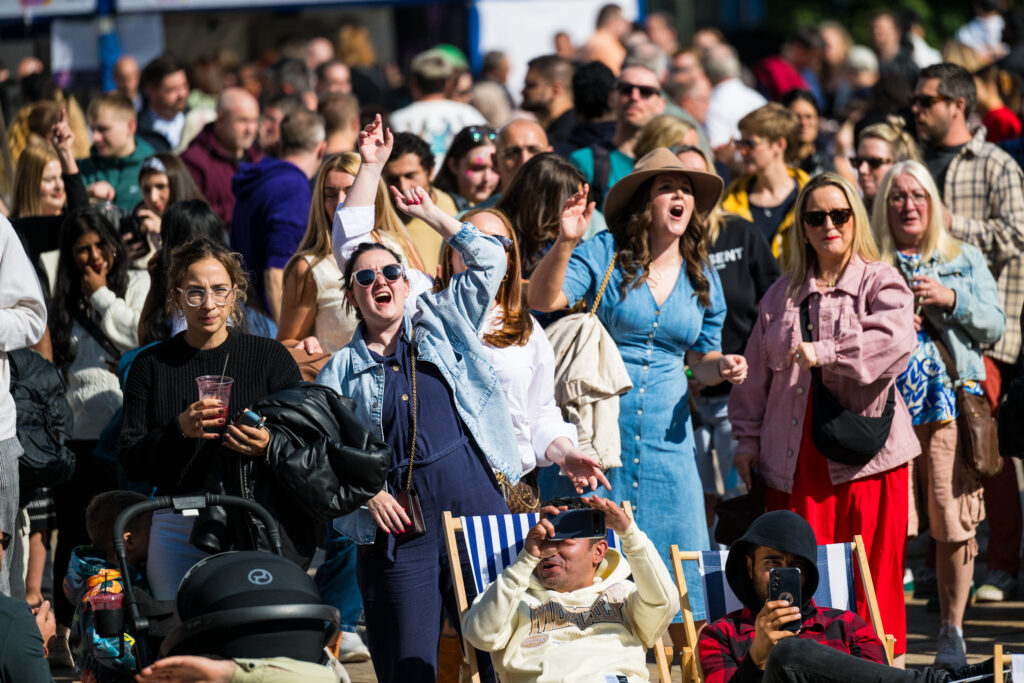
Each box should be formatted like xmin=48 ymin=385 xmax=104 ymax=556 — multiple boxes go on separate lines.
xmin=528 ymin=185 xmax=594 ymax=312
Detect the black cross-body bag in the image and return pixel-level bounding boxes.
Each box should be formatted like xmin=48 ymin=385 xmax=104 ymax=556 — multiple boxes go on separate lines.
xmin=799 ymin=297 xmax=895 ymax=467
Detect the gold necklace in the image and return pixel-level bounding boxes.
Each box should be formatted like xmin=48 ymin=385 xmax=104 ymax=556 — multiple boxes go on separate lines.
xmin=649 ymin=259 xmax=679 ymax=283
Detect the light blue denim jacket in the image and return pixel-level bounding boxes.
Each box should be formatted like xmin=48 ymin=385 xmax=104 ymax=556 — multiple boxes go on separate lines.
xmin=894 ymin=241 xmax=1005 ymax=383
xmin=317 ymin=223 xmax=519 ymax=543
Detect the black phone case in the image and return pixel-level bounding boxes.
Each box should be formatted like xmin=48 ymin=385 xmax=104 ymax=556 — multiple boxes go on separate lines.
xmin=549 ymin=509 xmax=606 ymax=540
xmin=769 ymin=567 xmax=802 ymax=632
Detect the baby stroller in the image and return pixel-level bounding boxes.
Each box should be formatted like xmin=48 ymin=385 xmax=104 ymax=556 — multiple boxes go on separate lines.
xmin=106 ymin=493 xmax=340 ymax=673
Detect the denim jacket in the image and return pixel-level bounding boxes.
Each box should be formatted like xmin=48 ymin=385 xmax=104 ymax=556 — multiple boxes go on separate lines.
xmin=893 ymin=241 xmax=1005 ymax=384
xmin=317 ymin=223 xmax=519 ymax=543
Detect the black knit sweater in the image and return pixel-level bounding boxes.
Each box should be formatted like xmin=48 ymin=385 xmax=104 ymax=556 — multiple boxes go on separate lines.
xmin=118 ymin=331 xmax=301 ymax=495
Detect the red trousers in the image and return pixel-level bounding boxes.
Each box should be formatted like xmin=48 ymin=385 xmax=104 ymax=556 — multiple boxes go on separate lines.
xmin=766 ymin=402 xmax=908 ymax=655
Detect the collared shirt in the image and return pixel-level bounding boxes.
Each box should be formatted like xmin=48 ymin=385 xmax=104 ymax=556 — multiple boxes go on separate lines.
xmin=941 ymin=126 xmax=1024 ymax=364
xmin=698 ymin=602 xmax=886 ymax=683
xmin=147 ymin=108 xmax=186 ymax=149
xmin=729 ymin=255 xmax=920 ymax=491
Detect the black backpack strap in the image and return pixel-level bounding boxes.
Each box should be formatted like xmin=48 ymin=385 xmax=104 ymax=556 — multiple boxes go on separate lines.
xmin=590 ymin=143 xmax=612 ymax=205
xmin=73 ymin=308 xmax=122 ymax=362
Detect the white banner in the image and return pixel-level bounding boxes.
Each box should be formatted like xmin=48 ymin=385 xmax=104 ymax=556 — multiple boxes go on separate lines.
xmin=1 ymin=0 xmax=95 ymax=19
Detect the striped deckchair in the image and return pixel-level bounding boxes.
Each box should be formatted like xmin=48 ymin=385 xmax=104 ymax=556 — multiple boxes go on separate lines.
xmin=669 ymin=535 xmax=895 ymax=683
xmin=443 ymin=503 xmax=672 ymax=683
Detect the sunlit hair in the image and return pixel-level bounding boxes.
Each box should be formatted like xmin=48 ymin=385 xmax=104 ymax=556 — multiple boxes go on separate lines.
xmin=738 ymin=103 xmax=800 ymax=162
xmin=166 ymin=237 xmax=249 ymax=328
xmin=871 ymin=160 xmax=960 ymax=265
xmin=785 ymin=172 xmax=879 ymax=298
xmin=10 ymin=138 xmax=59 ymax=218
xmin=608 ymin=175 xmax=712 ymax=308
xmin=434 ymin=208 xmax=533 ymax=348
xmin=284 ymin=153 xmax=424 ymax=300
xmin=632 ymin=114 xmax=696 ymax=160
xmin=858 ymin=116 xmax=922 ymax=165
xmin=495 ymin=153 xmax=590 ymax=276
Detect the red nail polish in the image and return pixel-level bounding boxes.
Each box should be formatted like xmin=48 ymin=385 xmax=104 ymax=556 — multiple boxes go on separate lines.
xmin=385 ymin=530 xmax=390 ymax=535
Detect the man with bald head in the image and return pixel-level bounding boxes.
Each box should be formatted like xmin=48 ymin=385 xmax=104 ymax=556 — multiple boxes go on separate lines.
xmin=476 ymin=119 xmax=553 ymax=208
xmin=181 ymin=87 xmax=264 ymax=231
xmin=112 ymin=55 xmax=142 ymax=110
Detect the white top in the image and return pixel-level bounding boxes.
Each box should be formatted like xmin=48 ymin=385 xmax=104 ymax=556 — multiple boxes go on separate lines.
xmin=705 ymin=78 xmax=768 ymax=148
xmin=0 ymin=217 xmax=47 ymax=441
xmin=481 ymin=307 xmax=577 ymax=474
xmin=955 ymin=15 xmax=1007 ymax=58
xmin=67 ymin=269 xmax=149 ymax=439
xmin=389 ymin=99 xmax=487 ymax=167
xmin=305 ymin=253 xmax=358 ymax=354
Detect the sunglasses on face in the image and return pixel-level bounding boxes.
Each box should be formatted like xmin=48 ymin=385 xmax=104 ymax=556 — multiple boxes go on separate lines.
xmin=466 ymin=126 xmax=498 ymax=143
xmin=616 ymin=82 xmax=661 ymax=99
xmin=852 ymin=156 xmax=893 ymax=169
xmin=494 ymin=235 xmax=513 ymax=251
xmin=734 ymin=137 xmax=767 ymax=150
xmin=176 ymin=286 xmax=236 ymax=307
xmin=350 ymin=263 xmax=405 ymax=287
xmin=803 ymin=208 xmax=853 ymax=228
xmin=910 ymin=94 xmax=948 ymax=109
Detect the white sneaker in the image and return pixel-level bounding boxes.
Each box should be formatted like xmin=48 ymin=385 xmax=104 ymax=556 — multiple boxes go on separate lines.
xmin=975 ymin=570 xmax=1018 ymax=603
xmin=337 ymin=630 xmax=371 ymax=663
xmin=934 ymin=623 xmax=967 ymax=670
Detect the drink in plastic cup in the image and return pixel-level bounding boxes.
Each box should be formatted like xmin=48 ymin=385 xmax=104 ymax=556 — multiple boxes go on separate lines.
xmin=89 ymin=592 xmax=124 ymax=637
xmin=196 ymin=375 xmax=233 ymax=428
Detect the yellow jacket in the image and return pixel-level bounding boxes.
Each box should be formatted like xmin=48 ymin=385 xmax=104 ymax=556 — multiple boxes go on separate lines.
xmin=720 ymin=166 xmax=810 ymax=261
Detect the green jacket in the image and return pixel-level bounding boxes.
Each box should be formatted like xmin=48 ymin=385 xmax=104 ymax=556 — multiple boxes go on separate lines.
xmin=79 ymin=136 xmax=155 ymax=214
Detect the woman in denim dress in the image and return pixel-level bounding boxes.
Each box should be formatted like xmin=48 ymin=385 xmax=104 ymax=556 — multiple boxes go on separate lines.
xmin=529 ymin=148 xmax=749 ymax=650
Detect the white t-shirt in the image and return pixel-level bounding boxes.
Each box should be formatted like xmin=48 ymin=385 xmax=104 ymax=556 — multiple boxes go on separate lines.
xmin=705 ymin=78 xmax=768 ymax=149
xmin=389 ymin=99 xmax=487 ymax=165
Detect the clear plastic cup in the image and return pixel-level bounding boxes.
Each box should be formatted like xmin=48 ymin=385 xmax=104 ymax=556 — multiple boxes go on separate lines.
xmin=89 ymin=592 xmax=124 ymax=637
xmin=196 ymin=375 xmax=233 ymax=429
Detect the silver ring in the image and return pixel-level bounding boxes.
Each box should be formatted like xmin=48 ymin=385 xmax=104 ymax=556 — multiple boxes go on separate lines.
xmin=245 ymin=445 xmax=251 ymax=452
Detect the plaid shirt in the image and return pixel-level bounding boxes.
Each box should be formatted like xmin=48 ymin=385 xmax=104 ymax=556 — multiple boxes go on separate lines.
xmin=698 ymin=602 xmax=886 ymax=683
xmin=943 ymin=126 xmax=1024 ymax=364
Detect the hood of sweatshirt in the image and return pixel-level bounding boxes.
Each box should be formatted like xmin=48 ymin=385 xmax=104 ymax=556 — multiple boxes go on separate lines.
xmin=525 ymin=544 xmax=632 ymax=604
xmin=231 ymin=155 xmax=307 ymax=203
xmin=63 ymin=545 xmax=135 ymax=608
xmin=724 ymin=510 xmax=820 ymax=618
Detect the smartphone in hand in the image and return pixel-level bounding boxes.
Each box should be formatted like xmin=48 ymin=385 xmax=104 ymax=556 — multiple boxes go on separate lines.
xmin=769 ymin=567 xmax=802 ymax=632
xmin=549 ymin=508 xmax=606 ymax=540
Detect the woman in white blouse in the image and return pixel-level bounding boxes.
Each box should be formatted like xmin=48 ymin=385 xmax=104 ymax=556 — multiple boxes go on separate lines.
xmin=334 ymin=116 xmax=609 ymax=491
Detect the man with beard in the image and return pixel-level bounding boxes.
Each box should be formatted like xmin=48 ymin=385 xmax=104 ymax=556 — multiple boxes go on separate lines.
xmin=521 ymin=55 xmax=576 ymax=149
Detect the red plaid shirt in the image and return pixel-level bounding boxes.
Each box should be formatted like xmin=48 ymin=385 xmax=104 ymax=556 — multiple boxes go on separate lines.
xmin=698 ymin=601 xmax=886 ymax=683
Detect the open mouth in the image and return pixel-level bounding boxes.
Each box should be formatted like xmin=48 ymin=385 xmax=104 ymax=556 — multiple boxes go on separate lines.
xmin=540 ymin=558 xmax=562 ymax=572
xmin=91 ymin=263 xmax=104 ymax=274
xmin=373 ymin=290 xmax=393 ymax=304
xmin=669 ymin=206 xmax=685 ymax=219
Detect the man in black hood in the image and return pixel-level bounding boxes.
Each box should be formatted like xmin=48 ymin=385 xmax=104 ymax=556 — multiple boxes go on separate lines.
xmin=699 ymin=511 xmax=1002 ymax=682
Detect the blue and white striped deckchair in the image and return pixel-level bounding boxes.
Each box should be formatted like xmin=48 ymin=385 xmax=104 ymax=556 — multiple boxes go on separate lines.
xmin=669 ymin=535 xmax=894 ymax=683
xmin=442 ymin=505 xmax=672 ymax=683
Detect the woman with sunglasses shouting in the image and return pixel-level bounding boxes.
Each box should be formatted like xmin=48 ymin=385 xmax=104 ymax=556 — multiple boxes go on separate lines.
xmin=317 ymin=117 xmax=517 ymax=683
xmin=119 ymin=238 xmax=301 ymax=599
xmin=729 ymin=173 xmax=918 ymax=665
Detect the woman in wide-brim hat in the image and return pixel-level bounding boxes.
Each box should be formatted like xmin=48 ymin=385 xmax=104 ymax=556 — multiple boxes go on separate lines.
xmin=529 ymin=147 xmax=748 ymax=645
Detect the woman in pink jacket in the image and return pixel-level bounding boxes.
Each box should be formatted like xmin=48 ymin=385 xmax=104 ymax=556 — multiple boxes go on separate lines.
xmin=728 ymin=172 xmax=918 ymax=664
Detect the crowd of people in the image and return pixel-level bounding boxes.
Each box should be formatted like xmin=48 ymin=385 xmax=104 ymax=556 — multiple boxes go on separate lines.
xmin=1 ymin=2 xmax=1024 ymax=681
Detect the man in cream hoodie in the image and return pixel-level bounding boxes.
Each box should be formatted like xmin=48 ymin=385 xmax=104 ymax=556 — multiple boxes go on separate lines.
xmin=462 ymin=495 xmax=678 ymax=682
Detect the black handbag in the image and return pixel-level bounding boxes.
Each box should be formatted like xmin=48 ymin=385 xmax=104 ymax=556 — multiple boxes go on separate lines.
xmin=800 ymin=298 xmax=895 ymax=467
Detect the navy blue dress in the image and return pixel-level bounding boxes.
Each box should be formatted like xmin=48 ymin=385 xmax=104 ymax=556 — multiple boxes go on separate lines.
xmin=356 ymin=331 xmax=507 ymax=683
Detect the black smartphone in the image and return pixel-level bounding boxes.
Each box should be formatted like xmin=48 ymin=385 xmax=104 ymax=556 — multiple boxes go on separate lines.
xmin=234 ymin=409 xmax=265 ymax=430
xmin=769 ymin=567 xmax=802 ymax=632
xmin=549 ymin=509 xmax=606 ymax=540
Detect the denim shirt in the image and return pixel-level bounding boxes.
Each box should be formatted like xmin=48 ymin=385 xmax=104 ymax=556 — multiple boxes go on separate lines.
xmin=893 ymin=241 xmax=1005 ymax=384
xmin=317 ymin=223 xmax=519 ymax=543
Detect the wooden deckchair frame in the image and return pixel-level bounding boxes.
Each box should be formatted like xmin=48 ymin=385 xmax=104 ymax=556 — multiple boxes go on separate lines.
xmin=443 ymin=501 xmax=673 ymax=683
xmin=670 ymin=534 xmax=896 ymax=683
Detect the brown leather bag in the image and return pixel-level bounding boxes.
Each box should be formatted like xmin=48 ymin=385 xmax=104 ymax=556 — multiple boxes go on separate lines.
xmin=922 ymin=318 xmax=1002 ymax=477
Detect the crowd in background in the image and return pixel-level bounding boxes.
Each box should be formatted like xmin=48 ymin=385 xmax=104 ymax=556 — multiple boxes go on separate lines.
xmin=1 ymin=1 xmax=1024 ymax=681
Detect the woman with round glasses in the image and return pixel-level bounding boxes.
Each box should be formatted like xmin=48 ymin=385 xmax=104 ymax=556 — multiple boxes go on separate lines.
xmin=432 ymin=125 xmax=500 ymax=212
xmin=729 ymin=172 xmax=918 ymax=664
xmin=317 ymin=119 xmax=516 ymax=683
xmin=120 ymin=238 xmax=301 ymax=599
xmin=721 ymin=103 xmax=809 ymax=262
xmin=872 ymin=161 xmax=1003 ymax=668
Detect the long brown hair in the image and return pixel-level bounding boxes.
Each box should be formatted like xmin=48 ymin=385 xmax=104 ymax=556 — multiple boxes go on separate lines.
xmin=608 ymin=177 xmax=712 ymax=308
xmin=433 ymin=208 xmax=533 ymax=348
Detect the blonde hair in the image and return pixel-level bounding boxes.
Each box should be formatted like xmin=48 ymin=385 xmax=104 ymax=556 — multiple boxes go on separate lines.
xmin=633 ymin=115 xmax=696 ymax=160
xmin=785 ymin=172 xmax=879 ymax=297
xmin=10 ymin=138 xmax=59 ymax=218
xmin=738 ymin=103 xmax=800 ymax=161
xmin=859 ymin=116 xmax=922 ymax=164
xmin=335 ymin=23 xmax=377 ymax=68
xmin=871 ymin=160 xmax=961 ymax=265
xmin=284 ymin=153 xmax=424 ymax=288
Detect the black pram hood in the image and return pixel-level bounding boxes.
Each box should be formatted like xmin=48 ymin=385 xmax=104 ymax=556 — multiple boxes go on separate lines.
xmin=724 ymin=510 xmax=820 ymax=617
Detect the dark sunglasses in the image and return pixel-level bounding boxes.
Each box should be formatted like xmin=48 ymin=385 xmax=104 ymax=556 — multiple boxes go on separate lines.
xmin=616 ymin=82 xmax=661 ymax=99
xmin=350 ymin=263 xmax=405 ymax=287
xmin=910 ymin=94 xmax=948 ymax=109
xmin=734 ymin=137 xmax=766 ymax=150
xmin=0 ymin=532 xmax=9 ymax=551
xmin=851 ymin=156 xmax=893 ymax=169
xmin=803 ymin=208 xmax=853 ymax=228
xmin=466 ymin=126 xmax=497 ymax=143
xmin=494 ymin=235 xmax=513 ymax=252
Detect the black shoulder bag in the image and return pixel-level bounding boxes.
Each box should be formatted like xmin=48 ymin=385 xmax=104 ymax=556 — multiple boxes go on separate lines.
xmin=799 ymin=296 xmax=895 ymax=467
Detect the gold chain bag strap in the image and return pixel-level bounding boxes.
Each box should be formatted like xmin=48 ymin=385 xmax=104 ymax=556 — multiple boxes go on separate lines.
xmin=497 ymin=253 xmax=619 ymax=512
xmin=393 ymin=327 xmax=427 ymax=546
